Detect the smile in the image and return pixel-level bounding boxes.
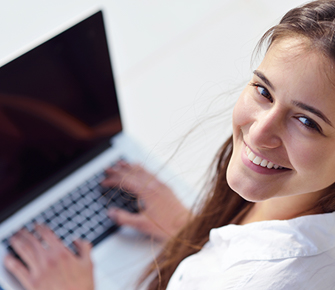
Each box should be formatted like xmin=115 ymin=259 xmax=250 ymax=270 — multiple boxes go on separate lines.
xmin=246 ymin=146 xmax=284 ymax=169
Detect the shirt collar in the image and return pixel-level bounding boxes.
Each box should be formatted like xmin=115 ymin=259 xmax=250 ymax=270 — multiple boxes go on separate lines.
xmin=208 ymin=212 xmax=335 ymax=261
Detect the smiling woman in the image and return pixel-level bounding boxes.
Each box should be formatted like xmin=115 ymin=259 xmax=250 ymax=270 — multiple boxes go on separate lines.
xmin=142 ymin=1 xmax=335 ymax=288
xmin=5 ymin=0 xmax=335 ymax=290
xmin=228 ymin=38 xmax=335 ymax=224
xmin=229 ymin=38 xmax=335 ymax=204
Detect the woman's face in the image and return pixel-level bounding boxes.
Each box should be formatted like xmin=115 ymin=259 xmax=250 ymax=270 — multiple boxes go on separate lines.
xmin=227 ymin=38 xmax=335 ymax=203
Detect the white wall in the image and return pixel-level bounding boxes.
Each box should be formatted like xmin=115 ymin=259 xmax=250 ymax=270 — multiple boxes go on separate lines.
xmin=0 ymin=0 xmax=308 ymax=192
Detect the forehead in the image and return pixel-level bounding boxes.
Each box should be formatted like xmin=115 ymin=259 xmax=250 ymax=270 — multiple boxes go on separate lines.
xmin=258 ymin=38 xmax=335 ymax=104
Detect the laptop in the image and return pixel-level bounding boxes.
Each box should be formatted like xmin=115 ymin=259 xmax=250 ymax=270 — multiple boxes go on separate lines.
xmin=0 ymin=9 xmax=184 ymax=290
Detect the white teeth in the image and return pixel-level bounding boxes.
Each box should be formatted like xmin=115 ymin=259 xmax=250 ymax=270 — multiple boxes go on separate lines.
xmin=253 ymin=156 xmax=262 ymax=165
xmin=267 ymin=162 xmax=274 ymax=169
xmin=260 ymin=159 xmax=268 ymax=167
xmin=246 ymin=147 xmax=251 ymax=155
xmin=248 ymin=151 xmax=255 ymax=160
xmin=246 ymin=146 xmax=282 ymax=169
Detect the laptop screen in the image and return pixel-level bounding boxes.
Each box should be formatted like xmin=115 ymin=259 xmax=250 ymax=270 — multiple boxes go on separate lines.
xmin=0 ymin=11 xmax=122 ymax=222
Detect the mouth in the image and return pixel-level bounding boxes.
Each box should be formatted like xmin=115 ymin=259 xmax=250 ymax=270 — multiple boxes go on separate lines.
xmin=245 ymin=146 xmax=289 ymax=170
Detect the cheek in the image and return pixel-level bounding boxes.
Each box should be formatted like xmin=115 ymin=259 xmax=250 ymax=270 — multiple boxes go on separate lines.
xmin=291 ymin=139 xmax=326 ymax=167
xmin=290 ymin=140 xmax=335 ymax=184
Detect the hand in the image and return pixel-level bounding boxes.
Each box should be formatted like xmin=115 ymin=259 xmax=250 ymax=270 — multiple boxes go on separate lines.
xmin=4 ymin=225 xmax=94 ymax=290
xmin=101 ymin=161 xmax=190 ymax=241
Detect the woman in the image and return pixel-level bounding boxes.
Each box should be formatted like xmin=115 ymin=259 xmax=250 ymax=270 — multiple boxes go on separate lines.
xmin=5 ymin=0 xmax=335 ymax=289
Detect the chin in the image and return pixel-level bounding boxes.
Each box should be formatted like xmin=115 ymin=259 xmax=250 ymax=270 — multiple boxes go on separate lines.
xmin=227 ymin=167 xmax=270 ymax=203
xmin=227 ymin=152 xmax=277 ymax=202
xmin=236 ymin=191 xmax=268 ymax=203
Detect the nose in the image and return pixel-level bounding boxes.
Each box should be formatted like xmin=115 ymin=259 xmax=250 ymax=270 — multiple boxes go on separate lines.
xmin=248 ymin=109 xmax=283 ymax=149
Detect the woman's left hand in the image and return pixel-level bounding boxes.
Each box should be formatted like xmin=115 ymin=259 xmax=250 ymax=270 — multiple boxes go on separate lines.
xmin=4 ymin=225 xmax=94 ymax=290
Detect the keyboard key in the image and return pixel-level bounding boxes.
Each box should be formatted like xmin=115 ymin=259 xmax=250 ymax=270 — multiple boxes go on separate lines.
xmin=71 ymin=214 xmax=86 ymax=225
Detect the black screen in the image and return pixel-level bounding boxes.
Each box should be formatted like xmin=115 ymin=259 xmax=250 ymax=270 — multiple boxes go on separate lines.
xmin=0 ymin=11 xmax=122 ymax=221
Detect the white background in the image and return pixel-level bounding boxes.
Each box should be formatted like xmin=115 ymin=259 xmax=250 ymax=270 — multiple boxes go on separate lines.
xmin=0 ymin=0 xmax=307 ymax=194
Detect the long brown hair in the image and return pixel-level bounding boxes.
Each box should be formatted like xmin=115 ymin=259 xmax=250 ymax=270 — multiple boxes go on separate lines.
xmin=140 ymin=1 xmax=335 ymax=289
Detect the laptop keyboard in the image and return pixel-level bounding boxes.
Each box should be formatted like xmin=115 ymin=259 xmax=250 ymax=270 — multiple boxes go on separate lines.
xmin=2 ymin=161 xmax=139 ymax=254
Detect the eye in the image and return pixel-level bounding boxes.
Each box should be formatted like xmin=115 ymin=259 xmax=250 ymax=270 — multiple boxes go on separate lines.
xmin=250 ymin=83 xmax=273 ymax=102
xmin=297 ymin=116 xmax=322 ymax=133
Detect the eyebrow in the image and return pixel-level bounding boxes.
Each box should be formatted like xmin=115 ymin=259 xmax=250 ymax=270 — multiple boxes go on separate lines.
xmin=253 ymin=70 xmax=333 ymax=127
xmin=292 ymin=101 xmax=333 ymax=127
xmin=253 ymin=70 xmax=275 ymax=91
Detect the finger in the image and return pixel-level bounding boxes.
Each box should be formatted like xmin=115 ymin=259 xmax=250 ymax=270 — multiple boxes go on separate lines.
xmin=4 ymin=255 xmax=31 ymax=288
xmin=73 ymin=240 xmax=92 ymax=261
xmin=104 ymin=163 xmax=146 ymax=180
xmin=106 ymin=160 xmax=133 ymax=172
xmin=104 ymin=170 xmax=156 ymax=197
xmin=10 ymin=230 xmax=41 ymax=266
xmin=108 ymin=208 xmax=168 ymax=240
xmin=102 ymin=176 xmax=143 ymax=195
xmin=35 ymin=224 xmax=63 ymax=249
xmin=114 ymin=160 xmax=132 ymax=169
xmin=100 ymin=174 xmax=123 ymax=188
xmin=104 ymin=164 xmax=132 ymax=177
xmin=107 ymin=208 xmax=147 ymax=230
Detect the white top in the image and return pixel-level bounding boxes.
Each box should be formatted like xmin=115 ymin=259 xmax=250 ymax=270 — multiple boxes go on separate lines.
xmin=166 ymin=212 xmax=335 ymax=290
